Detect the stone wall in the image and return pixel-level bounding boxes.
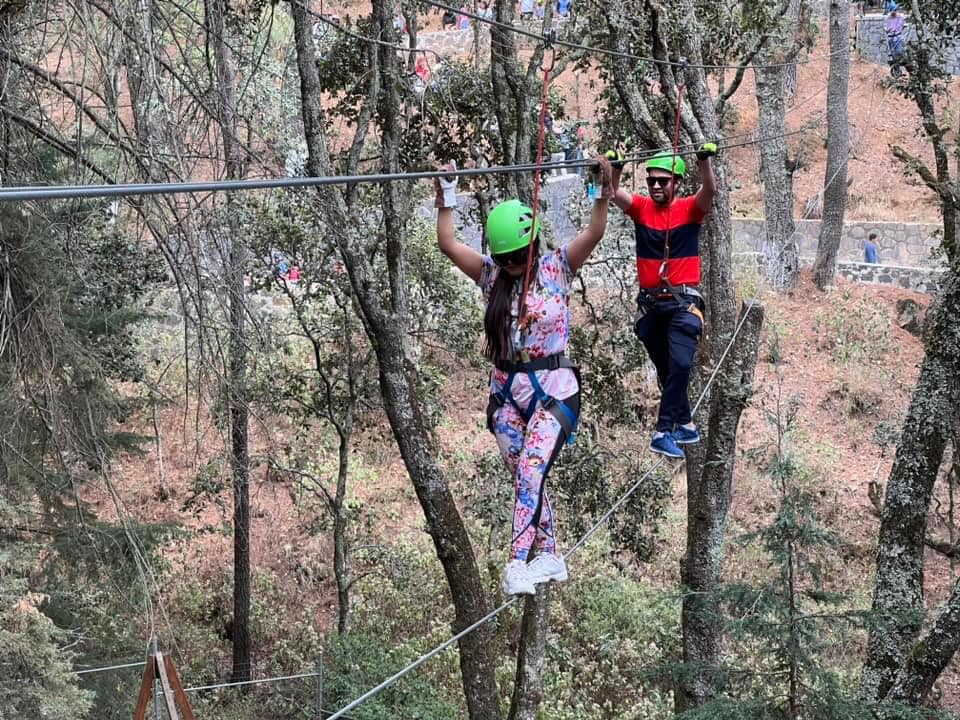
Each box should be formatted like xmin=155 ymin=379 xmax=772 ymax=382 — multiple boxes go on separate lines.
xmin=855 ymin=12 xmax=960 ymax=74
xmin=734 ymin=251 xmax=942 ymax=293
xmin=731 ymin=217 xmax=942 ymax=267
xmin=409 ymin=26 xmax=491 ymax=59
xmin=408 ymin=16 xmax=570 ymax=61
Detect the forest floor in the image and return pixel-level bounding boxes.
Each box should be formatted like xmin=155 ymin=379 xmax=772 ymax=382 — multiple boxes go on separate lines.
xmin=86 ymin=8 xmax=960 ymax=716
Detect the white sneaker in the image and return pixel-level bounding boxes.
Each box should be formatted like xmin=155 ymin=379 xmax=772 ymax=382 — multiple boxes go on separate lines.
xmin=502 ymin=559 xmax=536 ymax=596
xmin=526 ymin=553 xmax=568 ymax=585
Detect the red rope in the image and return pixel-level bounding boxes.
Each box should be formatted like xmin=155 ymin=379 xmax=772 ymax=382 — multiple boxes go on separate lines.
xmin=659 ymin=79 xmax=685 ymax=281
xmin=516 ymin=45 xmax=556 ymax=341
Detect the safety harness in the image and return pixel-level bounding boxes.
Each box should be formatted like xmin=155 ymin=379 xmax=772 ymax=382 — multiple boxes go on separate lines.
xmin=638 ymin=281 xmax=705 ymax=326
xmin=487 ymin=353 xmax=579 ymax=444
xmin=640 ymin=59 xmax=706 ymax=328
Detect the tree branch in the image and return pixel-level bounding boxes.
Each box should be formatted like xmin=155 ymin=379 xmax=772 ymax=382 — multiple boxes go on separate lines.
xmin=891 ymin=144 xmax=958 ymax=202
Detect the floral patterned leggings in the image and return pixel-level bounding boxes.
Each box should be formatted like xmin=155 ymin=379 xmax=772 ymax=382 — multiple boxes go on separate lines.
xmin=490 ymin=392 xmax=580 ymax=561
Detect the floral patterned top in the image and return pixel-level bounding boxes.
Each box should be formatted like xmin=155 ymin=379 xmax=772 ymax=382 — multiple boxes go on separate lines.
xmin=478 ymin=245 xmax=579 ymax=404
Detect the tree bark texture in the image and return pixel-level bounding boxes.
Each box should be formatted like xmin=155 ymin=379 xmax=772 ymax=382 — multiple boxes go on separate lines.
xmin=489 ymin=0 xmax=544 ymax=203
xmin=812 ymin=0 xmax=850 ymax=289
xmin=861 ymin=264 xmax=960 ymax=701
xmin=889 ymin=575 xmax=960 ymax=704
xmin=754 ymin=63 xmax=798 ymax=290
xmin=206 ymin=0 xmax=251 ymax=685
xmin=679 ymin=300 xmax=764 ymax=711
xmin=290 ymin=3 xmax=502 ymax=718
xmin=335 ymin=423 xmax=352 ymax=636
xmin=507 ymin=587 xmax=551 ymax=720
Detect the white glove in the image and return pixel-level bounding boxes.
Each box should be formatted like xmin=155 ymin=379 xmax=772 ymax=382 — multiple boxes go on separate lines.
xmin=434 ymin=161 xmax=458 ymax=208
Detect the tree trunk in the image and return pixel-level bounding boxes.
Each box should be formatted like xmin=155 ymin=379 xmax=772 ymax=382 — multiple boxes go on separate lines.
xmin=489 ymin=0 xmax=544 ymax=202
xmin=754 ymin=64 xmax=798 ymax=290
xmin=507 ymin=588 xmax=551 ymax=720
xmin=678 ymin=300 xmax=764 ymax=710
xmin=290 ymin=3 xmax=502 ymax=718
xmin=888 ymin=575 xmax=960 ymax=704
xmin=860 ymin=264 xmax=960 ymax=701
xmin=335 ymin=420 xmax=352 ymax=636
xmin=812 ymin=0 xmax=850 ymax=290
xmin=206 ymin=0 xmax=251 ymax=685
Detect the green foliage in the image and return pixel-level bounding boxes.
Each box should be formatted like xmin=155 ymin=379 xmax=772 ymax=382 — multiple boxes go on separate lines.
xmin=405 ymin=218 xmax=485 ymax=367
xmin=813 ymin=290 xmax=891 ymax=364
xmin=676 ymin=370 xmax=868 ymax=718
xmin=0 ymin=145 xmax=165 ymax=718
xmin=533 ymin=554 xmax=677 ymax=719
xmin=0 ymin=584 xmax=94 ymax=720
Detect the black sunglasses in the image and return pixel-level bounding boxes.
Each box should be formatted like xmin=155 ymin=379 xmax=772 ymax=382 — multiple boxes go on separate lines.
xmin=646 ymin=176 xmax=674 ymax=188
xmin=492 ymin=246 xmax=530 ymax=268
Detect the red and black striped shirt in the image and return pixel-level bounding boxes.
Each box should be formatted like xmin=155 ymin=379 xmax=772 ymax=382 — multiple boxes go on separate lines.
xmin=625 ymin=194 xmax=706 ymax=290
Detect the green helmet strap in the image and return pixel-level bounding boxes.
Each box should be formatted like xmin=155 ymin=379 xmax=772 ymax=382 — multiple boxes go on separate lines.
xmin=486 ymin=199 xmax=541 ymax=255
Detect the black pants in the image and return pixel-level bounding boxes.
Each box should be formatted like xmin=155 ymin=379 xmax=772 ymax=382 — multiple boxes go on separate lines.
xmin=634 ymin=297 xmax=702 ymax=433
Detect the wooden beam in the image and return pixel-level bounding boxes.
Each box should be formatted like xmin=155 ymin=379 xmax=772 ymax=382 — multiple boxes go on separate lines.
xmin=132 ymin=656 xmax=156 ymax=720
xmin=164 ymin=655 xmax=197 ymax=720
xmin=155 ymin=651 xmax=181 ymax=720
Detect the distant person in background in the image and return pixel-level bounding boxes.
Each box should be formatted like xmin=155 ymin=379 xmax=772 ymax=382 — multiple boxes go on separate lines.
xmin=414 ymin=54 xmax=430 ymax=83
xmin=441 ymin=7 xmax=457 ymax=29
xmin=885 ymin=4 xmax=906 ymax=78
xmin=272 ymin=250 xmax=290 ymax=278
xmin=864 ymin=232 xmax=880 ymax=264
xmin=557 ymin=0 xmax=571 ymax=16
xmin=478 ymin=0 xmax=494 ymax=21
xmin=457 ymin=3 xmax=470 ymax=29
xmin=519 ymin=0 xmax=534 ymax=20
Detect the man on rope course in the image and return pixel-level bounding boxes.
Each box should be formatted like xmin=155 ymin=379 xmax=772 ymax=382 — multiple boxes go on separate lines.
xmin=433 ymin=156 xmax=614 ymax=595
xmin=607 ymin=142 xmax=717 ymax=460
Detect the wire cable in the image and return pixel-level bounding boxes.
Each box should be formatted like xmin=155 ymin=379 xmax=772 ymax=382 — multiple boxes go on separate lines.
xmin=183 ymin=670 xmax=321 ymax=693
xmin=0 ymin=124 xmax=821 ymax=203
xmin=74 ymin=660 xmax=147 ymax=676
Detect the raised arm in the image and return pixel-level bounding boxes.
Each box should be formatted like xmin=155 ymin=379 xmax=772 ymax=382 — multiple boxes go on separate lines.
xmin=435 ymin=165 xmax=483 ymax=283
xmin=567 ymin=155 xmax=612 ymax=274
xmin=694 ymin=142 xmax=717 ymax=215
xmin=605 ymin=150 xmax=634 ymax=212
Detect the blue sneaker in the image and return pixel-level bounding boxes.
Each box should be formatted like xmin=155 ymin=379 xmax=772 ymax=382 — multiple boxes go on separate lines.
xmin=650 ymin=432 xmax=684 ymax=459
xmin=673 ymin=425 xmax=701 ymax=445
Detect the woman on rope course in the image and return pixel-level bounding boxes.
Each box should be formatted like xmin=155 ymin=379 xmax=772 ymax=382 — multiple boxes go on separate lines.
xmin=607 ymin=142 xmax=717 ymax=460
xmin=433 ymin=156 xmax=614 ymax=596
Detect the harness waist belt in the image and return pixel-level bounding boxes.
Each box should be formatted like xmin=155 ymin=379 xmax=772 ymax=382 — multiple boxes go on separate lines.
xmin=495 ymin=353 xmax=575 ymax=373
xmin=652 ymin=284 xmax=701 ymax=298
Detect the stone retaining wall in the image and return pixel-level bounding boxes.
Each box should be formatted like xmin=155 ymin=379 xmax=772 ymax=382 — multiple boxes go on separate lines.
xmin=731 ymin=217 xmax=942 ymax=267
xmin=733 ymin=251 xmax=941 ymax=293
xmin=408 ymin=26 xmax=491 ymax=59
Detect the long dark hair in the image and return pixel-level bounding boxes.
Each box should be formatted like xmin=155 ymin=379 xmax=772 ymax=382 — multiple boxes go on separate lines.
xmin=483 ymin=242 xmax=539 ymax=367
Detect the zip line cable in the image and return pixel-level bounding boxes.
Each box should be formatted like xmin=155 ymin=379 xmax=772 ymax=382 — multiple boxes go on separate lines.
xmin=0 ymin=125 xmax=820 ymax=203
xmin=74 ymin=660 xmax=147 ymax=676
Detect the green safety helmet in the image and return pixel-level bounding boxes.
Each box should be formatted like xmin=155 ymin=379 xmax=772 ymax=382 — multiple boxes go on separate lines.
xmin=646 ymin=151 xmax=686 ymax=178
xmin=486 ymin=199 xmax=540 ymax=255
